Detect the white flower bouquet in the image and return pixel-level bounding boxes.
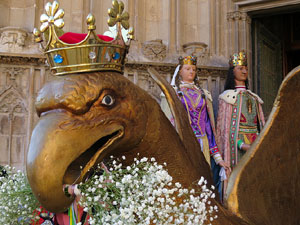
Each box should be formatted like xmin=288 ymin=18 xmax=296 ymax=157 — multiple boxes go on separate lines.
xmin=0 ymin=165 xmax=41 ymax=225
xmin=0 ymin=156 xmax=219 ymax=225
xmin=78 ymin=156 xmax=218 ymax=225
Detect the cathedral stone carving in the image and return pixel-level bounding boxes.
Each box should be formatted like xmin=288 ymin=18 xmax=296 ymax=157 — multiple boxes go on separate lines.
xmin=0 ymin=28 xmax=27 ymax=52
xmin=227 ymin=11 xmax=251 ymax=24
xmin=3 ymin=67 xmax=24 ymax=84
xmin=142 ymin=39 xmax=167 ymax=61
xmin=0 ymin=84 xmax=28 ymax=168
xmin=0 ymin=86 xmax=27 ymax=113
xmin=0 ymin=27 xmax=41 ymax=55
xmin=183 ymin=42 xmax=209 ymax=66
xmin=0 ymin=63 xmax=36 ymax=169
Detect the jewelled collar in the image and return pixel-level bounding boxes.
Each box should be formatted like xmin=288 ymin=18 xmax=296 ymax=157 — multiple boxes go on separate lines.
xmin=179 ymin=81 xmax=199 ymax=90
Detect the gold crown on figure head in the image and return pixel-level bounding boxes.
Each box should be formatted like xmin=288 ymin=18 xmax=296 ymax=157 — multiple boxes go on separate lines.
xmin=229 ymin=51 xmax=247 ymax=67
xmin=33 ymin=0 xmax=134 ymax=76
xmin=178 ymin=55 xmax=197 ymax=66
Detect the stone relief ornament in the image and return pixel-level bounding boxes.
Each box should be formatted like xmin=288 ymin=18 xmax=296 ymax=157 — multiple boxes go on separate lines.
xmin=0 ymin=86 xmax=27 ymax=113
xmin=4 ymin=67 xmax=24 ymax=82
xmin=0 ymin=27 xmax=40 ymax=54
xmin=0 ymin=67 xmax=29 ymax=104
xmin=142 ymin=39 xmax=167 ymax=61
xmin=182 ymin=42 xmax=209 ymax=66
xmin=0 ymin=27 xmax=27 ymax=51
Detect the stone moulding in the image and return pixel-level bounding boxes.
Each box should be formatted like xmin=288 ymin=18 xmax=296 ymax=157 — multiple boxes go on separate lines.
xmin=0 ymin=54 xmax=227 ymax=79
xmin=0 ymin=53 xmax=46 ymax=66
xmin=125 ymin=62 xmax=227 ymax=78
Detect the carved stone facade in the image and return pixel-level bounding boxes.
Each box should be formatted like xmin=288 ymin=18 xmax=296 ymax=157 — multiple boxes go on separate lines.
xmin=0 ymin=28 xmax=27 ymax=51
xmin=0 ymin=55 xmax=48 ymax=170
xmin=0 ymin=27 xmax=40 ymax=55
xmin=141 ymin=40 xmax=167 ymax=61
xmin=1 ymin=0 xmax=299 ymax=169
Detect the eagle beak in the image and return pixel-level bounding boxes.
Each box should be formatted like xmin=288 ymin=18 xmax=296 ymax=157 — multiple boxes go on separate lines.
xmin=26 ymin=111 xmax=123 ymax=212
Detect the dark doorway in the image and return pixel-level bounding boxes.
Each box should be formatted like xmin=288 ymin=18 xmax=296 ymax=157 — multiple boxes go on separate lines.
xmin=285 ymin=13 xmax=300 ymax=73
xmin=252 ymin=11 xmax=300 ymax=117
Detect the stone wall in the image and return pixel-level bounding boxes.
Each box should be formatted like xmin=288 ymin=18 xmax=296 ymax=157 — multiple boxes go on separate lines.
xmin=0 ymin=54 xmax=48 ymax=170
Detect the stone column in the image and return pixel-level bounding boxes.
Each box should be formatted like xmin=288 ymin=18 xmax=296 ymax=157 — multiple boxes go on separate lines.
xmin=25 ymin=67 xmax=35 ymax=167
xmin=226 ymin=10 xmax=252 ymax=84
xmin=210 ymin=0 xmax=216 ymax=55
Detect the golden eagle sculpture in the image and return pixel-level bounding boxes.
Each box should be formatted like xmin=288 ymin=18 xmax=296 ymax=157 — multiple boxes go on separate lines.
xmin=27 ymin=1 xmax=300 ymax=224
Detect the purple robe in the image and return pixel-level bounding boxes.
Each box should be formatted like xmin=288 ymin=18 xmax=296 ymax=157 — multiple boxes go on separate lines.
xmin=178 ymin=84 xmax=220 ymax=158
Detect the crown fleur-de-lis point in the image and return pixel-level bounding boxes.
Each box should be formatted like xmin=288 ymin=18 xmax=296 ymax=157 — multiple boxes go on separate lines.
xmin=86 ymin=14 xmax=96 ymax=30
xmin=127 ymin=27 xmax=134 ymax=40
xmin=39 ymin=1 xmax=65 ymax=33
xmin=107 ymin=0 xmax=130 ymax=30
xmin=33 ymin=28 xmax=43 ymax=43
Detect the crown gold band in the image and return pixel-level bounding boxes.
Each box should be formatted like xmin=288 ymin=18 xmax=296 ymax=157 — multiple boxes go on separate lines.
xmin=33 ymin=0 xmax=134 ymax=76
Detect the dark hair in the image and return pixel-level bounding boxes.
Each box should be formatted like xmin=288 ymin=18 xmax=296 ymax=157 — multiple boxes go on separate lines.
xmin=224 ymin=66 xmax=248 ymax=91
xmin=174 ymin=65 xmax=182 ymax=90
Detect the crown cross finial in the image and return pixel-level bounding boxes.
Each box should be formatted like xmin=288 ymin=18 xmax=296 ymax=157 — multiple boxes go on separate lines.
xmin=86 ymin=14 xmax=96 ymax=30
xmin=40 ymin=1 xmax=64 ymax=33
xmin=108 ymin=0 xmax=130 ymax=29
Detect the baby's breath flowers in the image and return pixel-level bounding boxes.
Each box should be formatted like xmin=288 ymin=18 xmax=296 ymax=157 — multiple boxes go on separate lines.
xmin=0 ymin=165 xmax=41 ymax=225
xmin=78 ymin=156 xmax=218 ymax=225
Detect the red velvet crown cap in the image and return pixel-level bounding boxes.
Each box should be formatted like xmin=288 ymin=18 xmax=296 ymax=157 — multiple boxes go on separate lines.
xmin=59 ymin=32 xmax=114 ymax=44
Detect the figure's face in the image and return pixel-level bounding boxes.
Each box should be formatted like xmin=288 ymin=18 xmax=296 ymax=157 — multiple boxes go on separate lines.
xmin=233 ymin=65 xmax=248 ymax=84
xmin=179 ymin=64 xmax=196 ymax=83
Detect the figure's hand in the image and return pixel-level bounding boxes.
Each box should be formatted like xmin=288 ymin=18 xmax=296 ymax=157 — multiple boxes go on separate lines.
xmin=219 ymin=160 xmax=231 ymax=173
xmin=241 ymin=144 xmax=251 ymax=151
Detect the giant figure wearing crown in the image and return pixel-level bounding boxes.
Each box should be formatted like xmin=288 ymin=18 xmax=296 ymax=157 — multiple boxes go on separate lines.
xmin=27 ymin=1 xmax=300 ymax=224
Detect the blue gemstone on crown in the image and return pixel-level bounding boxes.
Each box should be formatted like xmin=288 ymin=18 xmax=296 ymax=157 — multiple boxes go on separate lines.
xmin=54 ymin=54 xmax=63 ymax=64
xmin=113 ymin=52 xmax=120 ymax=60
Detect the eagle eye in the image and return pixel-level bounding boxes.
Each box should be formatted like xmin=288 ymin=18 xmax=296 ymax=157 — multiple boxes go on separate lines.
xmin=101 ymin=95 xmax=115 ymax=106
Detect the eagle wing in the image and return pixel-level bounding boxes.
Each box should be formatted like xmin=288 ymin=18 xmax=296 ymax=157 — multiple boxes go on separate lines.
xmin=226 ymin=66 xmax=300 ymax=225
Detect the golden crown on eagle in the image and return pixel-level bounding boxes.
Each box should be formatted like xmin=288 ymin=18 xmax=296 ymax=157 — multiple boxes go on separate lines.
xmin=33 ymin=0 xmax=134 ymax=76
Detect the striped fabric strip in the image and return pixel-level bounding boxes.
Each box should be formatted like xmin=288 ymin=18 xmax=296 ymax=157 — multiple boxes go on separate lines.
xmin=68 ymin=203 xmax=77 ymax=225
